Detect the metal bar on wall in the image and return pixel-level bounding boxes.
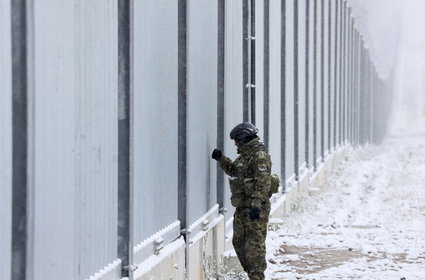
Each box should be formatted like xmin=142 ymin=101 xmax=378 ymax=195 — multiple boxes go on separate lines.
xmin=313 ymin=0 xmax=318 ymax=170
xmin=250 ymin=0 xmax=256 ymax=124
xmin=264 ymin=0 xmax=270 ymax=150
xmin=217 ymin=0 xmax=225 ymax=209
xmin=327 ymin=0 xmax=332 ymax=152
xmin=11 ymin=0 xmax=28 ymax=279
xmin=294 ymin=0 xmax=299 ymax=178
xmin=320 ymin=0 xmax=324 ymax=161
xmin=346 ymin=8 xmax=351 ymax=144
xmin=350 ymin=17 xmax=355 ymax=144
xmin=333 ymin=0 xmax=338 ymax=149
xmin=338 ymin=0 xmax=343 ymax=145
xmin=118 ymin=0 xmax=134 ymax=277
xmin=177 ymin=0 xmax=187 ymax=229
xmin=177 ymin=0 xmax=188 ymax=276
xmin=305 ymin=0 xmax=310 ymax=166
xmin=243 ymin=0 xmax=249 ymax=121
xmin=280 ymin=0 xmax=286 ymax=190
xmin=342 ymin=1 xmax=347 ymax=143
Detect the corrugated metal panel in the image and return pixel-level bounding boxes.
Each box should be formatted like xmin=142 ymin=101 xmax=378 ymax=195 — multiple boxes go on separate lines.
xmin=329 ymin=0 xmax=336 ymax=150
xmin=133 ymin=0 xmax=179 ymax=243
xmin=269 ymin=0 xmax=282 ymax=178
xmin=0 ymin=1 xmax=12 ymax=279
xmin=323 ymin=0 xmax=330 ymax=155
xmin=74 ymin=1 xmax=119 ymax=278
xmin=255 ymin=0 xmax=264 ymax=138
xmin=315 ymin=0 xmax=322 ymax=162
xmin=32 ymin=1 xmax=119 ymax=279
xmin=298 ymin=0 xmax=306 ymax=168
xmin=223 ymin=0 xmax=243 ymax=222
xmin=32 ymin=1 xmax=77 ymax=278
xmin=285 ymin=0 xmax=295 ymax=180
xmin=308 ymin=0 xmax=315 ymax=167
xmin=186 ymin=0 xmax=218 ymax=225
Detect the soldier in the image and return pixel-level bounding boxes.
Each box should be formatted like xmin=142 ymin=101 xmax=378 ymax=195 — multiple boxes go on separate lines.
xmin=212 ymin=122 xmax=277 ymax=280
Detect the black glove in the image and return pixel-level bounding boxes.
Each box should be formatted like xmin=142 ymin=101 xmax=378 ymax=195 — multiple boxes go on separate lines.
xmin=212 ymin=149 xmax=222 ymax=160
xmin=249 ymin=207 xmax=260 ymax=220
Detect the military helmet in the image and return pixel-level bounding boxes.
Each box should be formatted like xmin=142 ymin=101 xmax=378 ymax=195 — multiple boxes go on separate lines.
xmin=230 ymin=122 xmax=258 ymax=144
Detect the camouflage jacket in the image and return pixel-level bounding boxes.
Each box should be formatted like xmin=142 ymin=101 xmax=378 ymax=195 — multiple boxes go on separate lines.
xmin=218 ymin=138 xmax=272 ymax=209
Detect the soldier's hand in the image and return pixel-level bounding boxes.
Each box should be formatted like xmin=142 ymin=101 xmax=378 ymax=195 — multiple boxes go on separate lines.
xmin=212 ymin=149 xmax=222 ymax=160
xmin=249 ymin=207 xmax=260 ymax=220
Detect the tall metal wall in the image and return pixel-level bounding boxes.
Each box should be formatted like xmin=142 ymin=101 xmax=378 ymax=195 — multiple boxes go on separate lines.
xmin=0 ymin=1 xmax=12 ymax=279
xmin=0 ymin=0 xmax=393 ymax=279
xmin=223 ymin=0 xmax=244 ymax=223
xmin=133 ymin=0 xmax=179 ymax=247
xmin=186 ymin=0 xmax=219 ymax=226
xmin=30 ymin=1 xmax=120 ymax=279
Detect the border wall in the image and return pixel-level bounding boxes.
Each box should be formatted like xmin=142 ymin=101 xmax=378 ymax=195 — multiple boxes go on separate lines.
xmin=0 ymin=0 xmax=393 ymax=279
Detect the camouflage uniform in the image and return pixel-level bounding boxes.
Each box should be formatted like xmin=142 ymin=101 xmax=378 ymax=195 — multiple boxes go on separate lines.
xmin=218 ymin=137 xmax=272 ymax=280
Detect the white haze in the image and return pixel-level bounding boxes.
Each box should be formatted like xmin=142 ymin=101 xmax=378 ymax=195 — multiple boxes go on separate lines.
xmin=350 ymin=0 xmax=425 ymax=135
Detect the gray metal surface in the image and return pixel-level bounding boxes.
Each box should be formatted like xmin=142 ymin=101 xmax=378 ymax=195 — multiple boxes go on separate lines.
xmin=186 ymin=0 xmax=218 ymax=225
xmin=31 ymin=1 xmax=120 ymax=279
xmin=31 ymin=1 xmax=77 ymax=278
xmin=269 ymin=0 xmax=282 ymax=180
xmin=308 ymin=0 xmax=315 ymax=168
xmin=223 ymin=0 xmax=244 ymax=222
xmin=315 ymin=0 xmax=323 ymax=163
xmin=11 ymin=0 xmax=29 ymax=278
xmin=285 ymin=0 xmax=295 ymax=180
xmin=322 ymin=0 xmax=329 ymax=155
xmin=255 ymin=0 xmax=265 ymax=138
xmin=118 ymin=0 xmax=132 ymax=277
xmin=0 ymin=1 xmax=12 ymax=279
xmin=133 ymin=0 xmax=179 ymax=244
xmin=297 ymin=0 xmax=307 ymax=169
xmin=74 ymin=1 xmax=119 ymax=278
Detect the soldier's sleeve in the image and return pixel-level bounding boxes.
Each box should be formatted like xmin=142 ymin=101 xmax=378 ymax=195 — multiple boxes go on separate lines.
xmin=218 ymin=155 xmax=237 ymax=177
xmin=250 ymin=151 xmax=272 ymax=208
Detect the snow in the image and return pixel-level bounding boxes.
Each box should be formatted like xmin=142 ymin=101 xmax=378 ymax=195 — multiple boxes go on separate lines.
xmin=265 ymin=135 xmax=425 ymax=279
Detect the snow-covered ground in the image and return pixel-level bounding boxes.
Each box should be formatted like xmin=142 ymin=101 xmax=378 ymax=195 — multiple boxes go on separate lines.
xmin=266 ymin=133 xmax=425 ymax=279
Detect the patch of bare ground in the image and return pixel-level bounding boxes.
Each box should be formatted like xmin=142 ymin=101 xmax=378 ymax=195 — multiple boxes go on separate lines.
xmin=269 ymin=245 xmax=411 ymax=276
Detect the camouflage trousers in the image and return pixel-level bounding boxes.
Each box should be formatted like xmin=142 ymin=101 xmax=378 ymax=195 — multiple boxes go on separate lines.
xmin=232 ymin=205 xmax=270 ymax=280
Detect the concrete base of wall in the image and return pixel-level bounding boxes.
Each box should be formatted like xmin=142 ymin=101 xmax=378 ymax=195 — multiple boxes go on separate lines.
xmin=187 ymin=215 xmax=225 ymax=280
xmin=134 ymin=237 xmax=186 ymax=280
xmin=135 ymin=146 xmax=351 ymax=280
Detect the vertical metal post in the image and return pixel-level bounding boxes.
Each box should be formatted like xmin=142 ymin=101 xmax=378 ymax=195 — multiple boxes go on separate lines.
xmin=250 ymin=0 xmax=256 ymax=124
xmin=217 ymin=0 xmax=225 ymax=209
xmin=353 ymin=29 xmax=356 ymax=146
xmin=342 ymin=1 xmax=347 ymax=143
xmin=338 ymin=0 xmax=343 ymax=145
xmin=320 ymin=0 xmax=324 ymax=161
xmin=280 ymin=0 xmax=286 ymax=190
xmin=350 ymin=17 xmax=355 ymax=144
xmin=313 ymin=0 xmax=318 ymax=170
xmin=346 ymin=6 xmax=350 ymax=144
xmin=333 ymin=0 xmax=338 ymax=149
xmin=294 ymin=0 xmax=299 ymax=179
xmin=243 ymin=0 xmax=249 ymax=121
xmin=118 ymin=0 xmax=134 ymax=278
xmin=327 ymin=0 xmax=332 ymax=152
xmin=177 ymin=0 xmax=189 ymax=277
xmin=305 ymin=0 xmax=310 ymax=167
xmin=264 ymin=0 xmax=270 ymax=149
xmin=11 ymin=0 xmax=28 ymax=279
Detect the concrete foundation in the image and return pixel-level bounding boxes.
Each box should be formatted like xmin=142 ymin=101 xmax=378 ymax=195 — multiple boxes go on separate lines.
xmin=134 ymin=237 xmax=186 ymax=280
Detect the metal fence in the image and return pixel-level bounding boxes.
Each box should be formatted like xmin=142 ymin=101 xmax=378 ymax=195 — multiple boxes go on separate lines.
xmin=0 ymin=0 xmax=392 ymax=279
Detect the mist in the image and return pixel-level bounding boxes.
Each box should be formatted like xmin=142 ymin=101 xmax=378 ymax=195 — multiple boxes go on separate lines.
xmin=349 ymin=0 xmax=425 ymax=136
